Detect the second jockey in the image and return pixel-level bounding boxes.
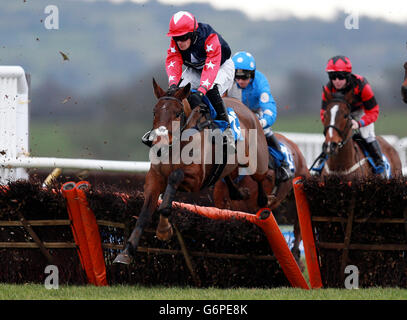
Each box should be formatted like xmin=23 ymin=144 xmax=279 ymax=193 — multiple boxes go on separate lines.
xmin=227 ymin=51 xmax=293 ymax=182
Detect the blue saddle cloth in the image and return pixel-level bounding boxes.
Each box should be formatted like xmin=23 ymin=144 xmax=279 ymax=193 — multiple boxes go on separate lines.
xmin=360 ymin=148 xmax=391 ymax=178
xmin=268 ymin=143 xmax=295 ymax=173
xmin=199 ymin=93 xmax=242 ymax=141
xmin=310 ymin=144 xmax=391 ymax=178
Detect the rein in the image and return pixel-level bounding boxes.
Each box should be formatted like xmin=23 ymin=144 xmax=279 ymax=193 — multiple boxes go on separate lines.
xmin=323 ymin=98 xmax=354 ymax=150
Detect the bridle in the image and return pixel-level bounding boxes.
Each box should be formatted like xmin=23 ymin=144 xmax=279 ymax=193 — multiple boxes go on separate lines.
xmin=156 ymin=96 xmax=188 ymax=131
xmin=323 ymin=98 xmax=354 ymax=150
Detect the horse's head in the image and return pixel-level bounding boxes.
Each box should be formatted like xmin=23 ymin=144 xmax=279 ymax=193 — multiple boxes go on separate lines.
xmin=150 ymin=79 xmax=192 ymax=145
xmin=322 ymin=89 xmax=354 ymax=155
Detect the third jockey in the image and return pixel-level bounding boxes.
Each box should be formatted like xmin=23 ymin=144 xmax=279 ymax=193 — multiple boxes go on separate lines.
xmin=228 ymin=51 xmax=293 ymax=182
xmin=320 ymin=55 xmax=385 ymax=177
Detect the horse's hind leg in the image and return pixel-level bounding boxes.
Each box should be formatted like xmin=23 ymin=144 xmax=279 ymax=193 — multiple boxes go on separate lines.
xmin=256 ymin=179 xmax=268 ymax=208
xmin=156 ymin=168 xmax=185 ymax=241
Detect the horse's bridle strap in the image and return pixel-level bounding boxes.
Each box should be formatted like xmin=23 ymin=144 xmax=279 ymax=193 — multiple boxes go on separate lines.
xmin=158 ymin=95 xmax=184 ymax=106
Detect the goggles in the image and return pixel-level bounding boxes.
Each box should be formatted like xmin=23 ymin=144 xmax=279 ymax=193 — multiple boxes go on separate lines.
xmin=173 ymin=33 xmax=192 ymax=42
xmin=328 ymin=72 xmax=348 ymax=80
xmin=235 ymin=69 xmax=252 ymax=80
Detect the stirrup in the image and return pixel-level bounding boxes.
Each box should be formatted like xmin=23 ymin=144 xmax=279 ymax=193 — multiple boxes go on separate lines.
xmin=277 ymin=163 xmax=293 ymax=182
xmin=141 ymin=130 xmax=153 ymax=147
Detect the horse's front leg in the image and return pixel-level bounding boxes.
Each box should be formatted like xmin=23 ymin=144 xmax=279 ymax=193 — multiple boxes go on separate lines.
xmin=113 ymin=170 xmax=164 ymax=265
xmin=156 ymin=168 xmax=185 ymax=241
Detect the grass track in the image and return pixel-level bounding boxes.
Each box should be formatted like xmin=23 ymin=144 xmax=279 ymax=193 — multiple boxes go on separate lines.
xmin=1 ymin=284 xmax=407 ymax=300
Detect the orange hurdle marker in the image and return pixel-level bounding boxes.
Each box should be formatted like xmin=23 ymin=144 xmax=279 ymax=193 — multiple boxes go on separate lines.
xmin=76 ymin=181 xmax=108 ymax=286
xmin=292 ymin=176 xmax=323 ymax=289
xmin=168 ymin=201 xmax=309 ymax=289
xmin=61 ymin=182 xmax=96 ymax=285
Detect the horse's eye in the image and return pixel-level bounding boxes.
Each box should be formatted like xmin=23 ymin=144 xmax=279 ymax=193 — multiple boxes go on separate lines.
xmin=344 ymin=114 xmax=348 ymax=119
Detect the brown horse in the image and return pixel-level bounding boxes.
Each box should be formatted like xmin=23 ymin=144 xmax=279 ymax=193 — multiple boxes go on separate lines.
xmin=213 ymin=133 xmax=310 ymax=266
xmin=114 ymin=80 xmax=270 ymax=264
xmin=319 ymin=90 xmax=402 ymax=178
xmin=401 ymin=62 xmax=407 ymax=104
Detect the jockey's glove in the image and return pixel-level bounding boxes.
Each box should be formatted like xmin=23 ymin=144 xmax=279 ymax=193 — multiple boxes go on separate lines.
xmin=259 ymin=118 xmax=268 ymax=129
xmin=351 ymin=119 xmax=360 ymax=129
xmin=189 ymin=91 xmax=205 ymax=109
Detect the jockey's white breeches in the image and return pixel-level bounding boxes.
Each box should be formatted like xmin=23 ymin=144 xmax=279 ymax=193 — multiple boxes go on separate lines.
xmin=351 ymin=109 xmax=376 ymax=143
xmin=179 ymin=58 xmax=235 ymax=96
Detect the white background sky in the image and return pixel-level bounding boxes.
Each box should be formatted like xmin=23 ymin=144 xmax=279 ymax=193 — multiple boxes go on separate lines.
xmin=97 ymin=0 xmax=407 ymax=24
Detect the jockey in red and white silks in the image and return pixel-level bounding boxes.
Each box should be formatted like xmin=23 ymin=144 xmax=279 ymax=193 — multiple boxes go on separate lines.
xmin=166 ymin=11 xmax=234 ymax=115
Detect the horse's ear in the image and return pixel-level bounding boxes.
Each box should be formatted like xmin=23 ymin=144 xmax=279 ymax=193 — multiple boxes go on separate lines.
xmin=175 ymin=83 xmax=191 ymax=101
xmin=153 ymin=78 xmax=166 ymax=99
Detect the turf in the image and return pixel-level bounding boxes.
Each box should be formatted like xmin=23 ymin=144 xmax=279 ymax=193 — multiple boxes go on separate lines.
xmin=1 ymin=283 xmax=407 ymax=300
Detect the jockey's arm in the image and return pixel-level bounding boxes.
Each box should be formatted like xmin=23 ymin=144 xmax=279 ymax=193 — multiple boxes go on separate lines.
xmin=257 ymin=96 xmax=277 ymax=129
xmin=358 ymin=83 xmax=379 ymax=127
xmin=255 ymin=74 xmax=277 ymax=128
xmin=320 ymin=87 xmax=328 ymax=123
xmin=166 ymin=39 xmax=184 ymax=86
xmin=197 ymin=33 xmax=222 ymax=95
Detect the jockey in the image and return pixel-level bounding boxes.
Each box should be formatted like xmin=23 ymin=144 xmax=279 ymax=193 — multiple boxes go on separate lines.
xmin=165 ymin=11 xmax=235 ymax=137
xmin=320 ymin=55 xmax=385 ymax=177
xmin=228 ymin=51 xmax=293 ymax=182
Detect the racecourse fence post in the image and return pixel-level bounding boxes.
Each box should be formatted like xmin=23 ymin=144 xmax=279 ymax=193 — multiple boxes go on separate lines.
xmin=292 ymin=176 xmax=323 ymax=289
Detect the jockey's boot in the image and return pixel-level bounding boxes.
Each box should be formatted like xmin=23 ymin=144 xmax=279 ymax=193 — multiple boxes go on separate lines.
xmin=366 ymin=139 xmax=386 ymax=178
xmin=266 ymin=134 xmax=293 ymax=182
xmin=206 ymin=86 xmax=236 ymax=152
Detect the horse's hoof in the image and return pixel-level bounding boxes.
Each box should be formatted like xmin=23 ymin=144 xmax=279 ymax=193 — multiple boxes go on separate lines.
xmin=156 ymin=224 xmax=173 ymax=241
xmin=113 ymin=253 xmax=131 ymax=265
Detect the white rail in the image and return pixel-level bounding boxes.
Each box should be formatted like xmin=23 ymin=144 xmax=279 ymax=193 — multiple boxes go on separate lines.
xmin=0 ymin=157 xmax=151 ymax=173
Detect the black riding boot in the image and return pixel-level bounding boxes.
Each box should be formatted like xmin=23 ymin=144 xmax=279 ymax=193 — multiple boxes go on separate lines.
xmin=266 ymin=134 xmax=293 ymax=182
xmin=366 ymin=140 xmax=386 ymax=178
xmin=206 ymin=86 xmax=235 ymax=151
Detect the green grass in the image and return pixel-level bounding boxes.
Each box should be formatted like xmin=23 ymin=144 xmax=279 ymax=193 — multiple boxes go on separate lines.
xmin=1 ymin=283 xmax=406 ymax=300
